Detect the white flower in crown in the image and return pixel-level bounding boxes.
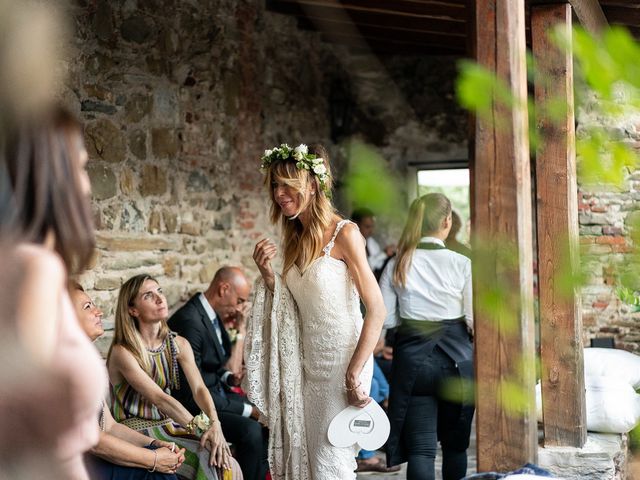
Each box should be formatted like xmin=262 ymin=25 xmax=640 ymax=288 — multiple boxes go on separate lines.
xmin=313 ymin=164 xmax=327 ymax=175
xmin=259 ymin=142 xmax=332 ymax=197
xmin=293 ymin=144 xmax=308 ymax=160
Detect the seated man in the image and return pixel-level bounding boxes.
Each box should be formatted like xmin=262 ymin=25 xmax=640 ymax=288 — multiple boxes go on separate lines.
xmin=169 ymin=266 xmax=267 ymax=480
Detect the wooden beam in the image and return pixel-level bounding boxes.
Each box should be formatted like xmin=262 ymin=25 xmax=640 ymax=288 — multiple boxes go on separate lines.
xmin=299 ymin=18 xmax=467 ymax=44
xmin=268 ymin=1 xmax=466 ymax=35
xmin=275 ymin=0 xmax=466 ymax=20
xmin=602 ymin=5 xmax=640 ymax=26
xmin=567 ymin=0 xmax=609 ymax=35
xmin=532 ymin=3 xmax=587 ymax=448
xmin=474 ymin=0 xmax=538 ymax=472
xmin=322 ymin=33 xmax=465 ymax=55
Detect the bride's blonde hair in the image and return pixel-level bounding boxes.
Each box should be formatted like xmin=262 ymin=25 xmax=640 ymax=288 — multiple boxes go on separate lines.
xmin=393 ymin=193 xmax=451 ymax=287
xmin=264 ymin=144 xmax=335 ymax=277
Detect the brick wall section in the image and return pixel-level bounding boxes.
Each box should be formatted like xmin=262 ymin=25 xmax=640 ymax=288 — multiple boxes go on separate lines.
xmin=63 ymin=1 xmax=465 ymax=355
xmin=578 ymin=111 xmax=640 ymax=350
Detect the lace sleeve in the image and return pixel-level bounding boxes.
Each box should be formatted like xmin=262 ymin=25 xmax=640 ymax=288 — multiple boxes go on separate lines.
xmin=243 ymin=275 xmax=310 ymax=479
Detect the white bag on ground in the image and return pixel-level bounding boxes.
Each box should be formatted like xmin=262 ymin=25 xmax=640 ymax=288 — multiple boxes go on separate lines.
xmin=584 ymin=347 xmax=640 ymax=389
xmin=536 ymin=376 xmax=640 ymax=433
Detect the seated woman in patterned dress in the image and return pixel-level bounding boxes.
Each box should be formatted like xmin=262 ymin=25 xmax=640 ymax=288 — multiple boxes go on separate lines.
xmin=107 ymin=274 xmax=243 ymax=480
xmin=69 ymin=281 xmax=185 ymax=479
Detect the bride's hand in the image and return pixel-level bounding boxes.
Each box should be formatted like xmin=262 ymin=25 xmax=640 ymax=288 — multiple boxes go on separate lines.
xmin=253 ymin=238 xmax=277 ymax=291
xmin=346 ymin=383 xmax=372 ymax=408
xmin=200 ymin=422 xmax=231 ymax=469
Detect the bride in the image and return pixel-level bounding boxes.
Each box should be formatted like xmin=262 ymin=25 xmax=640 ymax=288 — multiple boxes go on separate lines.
xmin=246 ymin=143 xmax=386 ymax=479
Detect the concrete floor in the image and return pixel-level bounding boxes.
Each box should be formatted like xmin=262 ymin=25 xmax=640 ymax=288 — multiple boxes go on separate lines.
xmin=356 ymin=421 xmax=477 ymax=480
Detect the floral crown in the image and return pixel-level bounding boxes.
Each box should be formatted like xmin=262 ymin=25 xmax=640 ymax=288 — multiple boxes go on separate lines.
xmin=260 ymin=143 xmax=330 ymax=195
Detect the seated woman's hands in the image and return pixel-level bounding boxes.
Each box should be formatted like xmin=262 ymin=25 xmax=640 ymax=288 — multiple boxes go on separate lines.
xmin=155 ymin=445 xmax=186 ymax=474
xmin=200 ymin=421 xmax=231 ymax=470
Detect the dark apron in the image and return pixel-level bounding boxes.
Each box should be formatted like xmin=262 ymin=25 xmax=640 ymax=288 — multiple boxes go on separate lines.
xmin=386 ymin=319 xmax=474 ymax=465
xmin=385 ymin=243 xmax=475 ymax=466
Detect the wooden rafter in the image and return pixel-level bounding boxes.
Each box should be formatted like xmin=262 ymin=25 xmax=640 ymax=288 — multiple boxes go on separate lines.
xmin=568 ymin=0 xmax=609 ymax=34
xmin=269 ymin=2 xmax=466 ymax=35
xmin=273 ymin=0 xmax=466 ymax=20
xmin=265 ymin=0 xmax=640 ymax=55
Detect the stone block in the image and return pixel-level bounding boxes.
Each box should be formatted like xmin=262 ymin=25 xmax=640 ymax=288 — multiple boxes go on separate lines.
xmin=94 ymin=276 xmax=122 ymax=290
xmin=180 ymin=222 xmax=201 ymax=236
xmin=580 ymin=212 xmax=612 ymax=226
xmin=207 ymin=237 xmax=230 ymax=251
xmin=120 ymin=168 xmax=136 ymax=195
xmin=538 ymin=433 xmax=627 ymax=480
xmin=100 ymin=252 xmax=159 ymax=271
xmin=581 ymin=244 xmax=612 ymax=255
xmin=140 ymin=164 xmax=168 ymax=196
xmin=152 ymin=86 xmax=179 ymax=126
xmin=162 ymin=255 xmax=179 ymax=277
xmin=93 ymin=0 xmax=114 ymax=43
xmin=186 ymin=171 xmax=211 ymax=192
xmin=119 ymin=202 xmax=145 ymax=232
xmin=213 ymin=211 xmax=232 ymax=231
xmin=85 ymin=119 xmax=126 ymax=164
xmin=100 ymin=205 xmax=120 ymax=230
xmin=88 ymin=163 xmax=117 ymax=200
xmin=128 ymin=129 xmax=147 ymax=159
xmin=96 ymin=233 xmax=181 ymax=251
xmin=148 ymin=210 xmax=162 ymax=234
xmin=162 ymin=209 xmax=178 ymax=233
xmin=199 ymin=260 xmax=219 ymax=284
xmin=152 ymin=128 xmax=179 ymax=158
xmin=84 ymin=84 xmax=113 ymax=102
xmin=81 ymin=100 xmax=117 ymax=115
xmin=125 ymin=94 xmax=153 ymax=123
xmin=121 ymin=15 xmax=153 ymax=44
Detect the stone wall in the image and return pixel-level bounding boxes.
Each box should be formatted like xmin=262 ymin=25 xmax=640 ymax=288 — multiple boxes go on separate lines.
xmin=63 ymin=1 xmax=465 ymax=355
xmin=578 ymin=98 xmax=640 ymax=351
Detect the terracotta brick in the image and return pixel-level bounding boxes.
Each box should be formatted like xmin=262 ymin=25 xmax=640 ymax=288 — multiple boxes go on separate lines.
xmin=595 ymin=236 xmax=626 ymax=245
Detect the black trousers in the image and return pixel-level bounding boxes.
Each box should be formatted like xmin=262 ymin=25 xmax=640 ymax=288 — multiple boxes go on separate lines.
xmin=402 ymin=346 xmax=472 ymax=480
xmin=218 ymin=410 xmax=269 ymax=480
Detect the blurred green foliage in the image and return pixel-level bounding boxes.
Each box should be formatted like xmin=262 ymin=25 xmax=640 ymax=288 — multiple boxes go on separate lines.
xmin=454 ymin=24 xmax=640 ymax=423
xmin=342 ymin=140 xmax=405 ymax=226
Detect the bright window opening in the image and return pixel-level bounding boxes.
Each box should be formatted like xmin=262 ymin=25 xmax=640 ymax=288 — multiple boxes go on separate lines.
xmin=417 ymin=168 xmax=470 ymax=245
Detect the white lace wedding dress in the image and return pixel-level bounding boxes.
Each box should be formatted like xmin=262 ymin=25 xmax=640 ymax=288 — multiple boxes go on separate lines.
xmin=245 ymin=220 xmax=373 ymax=480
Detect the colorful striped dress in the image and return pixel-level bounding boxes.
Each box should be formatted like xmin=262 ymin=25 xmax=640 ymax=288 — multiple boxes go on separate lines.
xmin=111 ymin=332 xmax=240 ymax=480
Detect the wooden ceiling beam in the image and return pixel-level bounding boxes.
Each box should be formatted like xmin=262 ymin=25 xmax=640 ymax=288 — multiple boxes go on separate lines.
xmin=567 ymin=0 xmax=609 ymax=35
xmin=327 ymin=35 xmax=465 ymax=55
xmin=598 ymin=0 xmax=640 ymax=6
xmin=268 ymin=1 xmax=467 ymax=35
xmin=602 ymin=5 xmax=640 ymax=26
xmin=313 ymin=23 xmax=467 ymax=48
xmin=273 ymin=0 xmax=466 ymax=20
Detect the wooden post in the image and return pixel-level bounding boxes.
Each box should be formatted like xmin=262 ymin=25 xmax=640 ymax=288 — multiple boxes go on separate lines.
xmin=474 ymin=0 xmax=538 ymax=471
xmin=532 ymin=3 xmax=587 ymax=448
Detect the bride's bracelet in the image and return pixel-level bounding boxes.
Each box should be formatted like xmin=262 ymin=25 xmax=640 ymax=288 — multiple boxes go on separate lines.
xmin=344 ymin=381 xmax=362 ymax=392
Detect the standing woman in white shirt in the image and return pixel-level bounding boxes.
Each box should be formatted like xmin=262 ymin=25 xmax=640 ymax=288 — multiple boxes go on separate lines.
xmin=380 ymin=193 xmax=474 ymax=480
